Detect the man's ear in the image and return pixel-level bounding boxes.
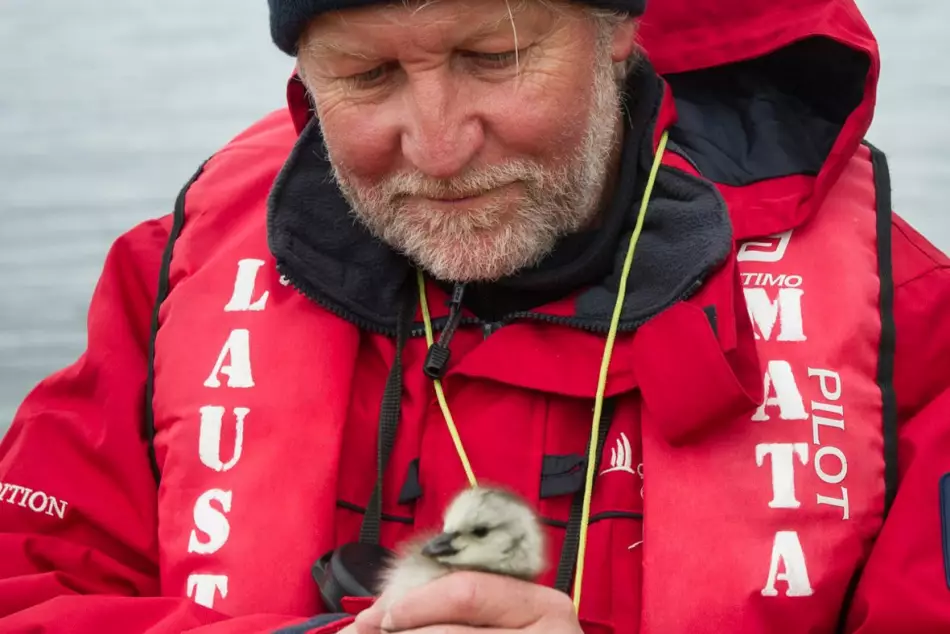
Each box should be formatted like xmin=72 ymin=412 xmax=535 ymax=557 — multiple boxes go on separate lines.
xmin=610 ymin=18 xmax=640 ymax=63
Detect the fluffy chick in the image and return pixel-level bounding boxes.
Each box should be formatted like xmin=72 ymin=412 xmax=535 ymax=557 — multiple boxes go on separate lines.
xmin=376 ymin=486 xmax=546 ymax=611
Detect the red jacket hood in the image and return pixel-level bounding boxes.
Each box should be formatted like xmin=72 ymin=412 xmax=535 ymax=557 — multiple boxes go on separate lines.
xmin=285 ymin=0 xmax=880 ymax=239
xmin=640 ymin=0 xmax=879 ymax=238
xmin=639 ymin=0 xmax=878 ymax=76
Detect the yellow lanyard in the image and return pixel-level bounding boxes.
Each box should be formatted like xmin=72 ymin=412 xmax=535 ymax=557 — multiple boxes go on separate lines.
xmin=416 ymin=130 xmax=670 ymax=613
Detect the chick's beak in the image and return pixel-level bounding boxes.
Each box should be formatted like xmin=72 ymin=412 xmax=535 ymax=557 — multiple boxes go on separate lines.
xmin=421 ymin=531 xmax=460 ymax=558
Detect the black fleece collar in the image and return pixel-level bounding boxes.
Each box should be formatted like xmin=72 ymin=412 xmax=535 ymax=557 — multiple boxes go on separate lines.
xmin=267 ymin=60 xmax=733 ymax=336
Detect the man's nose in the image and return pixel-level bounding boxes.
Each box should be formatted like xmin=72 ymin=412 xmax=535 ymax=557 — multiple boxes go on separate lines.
xmin=400 ymin=73 xmax=483 ymax=179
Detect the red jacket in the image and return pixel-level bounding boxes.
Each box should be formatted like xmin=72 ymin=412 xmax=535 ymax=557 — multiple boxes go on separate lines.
xmin=3 ymin=0 xmax=950 ymax=632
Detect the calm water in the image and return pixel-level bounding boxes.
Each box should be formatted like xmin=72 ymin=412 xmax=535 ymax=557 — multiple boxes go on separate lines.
xmin=1 ymin=1 xmax=948 ymax=427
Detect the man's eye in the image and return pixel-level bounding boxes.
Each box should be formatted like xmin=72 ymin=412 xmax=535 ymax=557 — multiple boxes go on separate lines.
xmin=347 ymin=63 xmax=392 ymax=86
xmin=465 ymin=50 xmax=519 ymax=69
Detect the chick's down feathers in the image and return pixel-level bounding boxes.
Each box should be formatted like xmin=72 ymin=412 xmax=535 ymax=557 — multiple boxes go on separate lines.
xmin=376 ymin=486 xmax=546 ymax=611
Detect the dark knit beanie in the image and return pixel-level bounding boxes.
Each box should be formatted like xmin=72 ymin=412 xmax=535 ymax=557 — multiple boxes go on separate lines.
xmin=269 ymin=0 xmax=647 ymax=56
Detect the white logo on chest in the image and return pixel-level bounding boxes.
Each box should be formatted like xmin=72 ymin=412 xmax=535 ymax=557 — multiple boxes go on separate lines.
xmin=601 ymin=432 xmax=638 ymax=475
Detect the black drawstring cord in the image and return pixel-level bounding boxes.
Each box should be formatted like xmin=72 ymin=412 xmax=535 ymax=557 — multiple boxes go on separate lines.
xmin=360 ymin=279 xmax=464 ymax=543
xmin=554 ymin=397 xmax=617 ymax=593
xmin=423 ymin=282 xmax=466 ymax=379
xmin=359 ymin=288 xmax=417 ymax=545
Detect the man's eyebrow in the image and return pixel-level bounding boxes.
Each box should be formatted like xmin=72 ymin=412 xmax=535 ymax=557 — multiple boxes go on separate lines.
xmin=301 ymin=38 xmax=374 ymax=59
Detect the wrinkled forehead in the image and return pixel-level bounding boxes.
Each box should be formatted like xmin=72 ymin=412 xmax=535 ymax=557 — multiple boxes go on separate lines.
xmin=299 ymin=0 xmax=572 ymax=55
xmin=310 ymin=0 xmax=563 ymax=26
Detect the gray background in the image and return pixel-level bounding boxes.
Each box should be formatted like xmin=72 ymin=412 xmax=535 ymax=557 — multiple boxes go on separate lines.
xmin=0 ymin=1 xmax=946 ymax=428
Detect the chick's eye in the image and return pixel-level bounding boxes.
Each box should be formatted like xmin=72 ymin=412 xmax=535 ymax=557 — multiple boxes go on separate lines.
xmin=471 ymin=526 xmax=490 ymax=538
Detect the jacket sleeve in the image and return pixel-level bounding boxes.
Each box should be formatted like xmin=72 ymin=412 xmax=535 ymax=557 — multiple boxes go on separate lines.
xmin=845 ymin=217 xmax=950 ymax=632
xmin=0 ymin=217 xmax=349 ymax=634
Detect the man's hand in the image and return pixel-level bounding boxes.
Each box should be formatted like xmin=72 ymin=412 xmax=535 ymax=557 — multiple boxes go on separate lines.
xmin=347 ymin=571 xmax=583 ymax=633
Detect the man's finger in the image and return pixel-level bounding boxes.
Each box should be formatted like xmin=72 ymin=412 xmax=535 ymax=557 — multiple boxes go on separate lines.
xmin=379 ymin=571 xmax=573 ymax=631
xmin=355 ymin=602 xmax=385 ymax=630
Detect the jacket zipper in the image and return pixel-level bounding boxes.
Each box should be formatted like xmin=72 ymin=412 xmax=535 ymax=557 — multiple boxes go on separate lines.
xmin=278 ymin=261 xmax=708 ymax=338
xmin=483 ymin=322 xmax=502 ymax=339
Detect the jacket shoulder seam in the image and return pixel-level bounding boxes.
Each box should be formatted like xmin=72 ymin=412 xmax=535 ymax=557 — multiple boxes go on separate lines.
xmin=894 ymin=263 xmax=950 ymax=291
xmin=893 ymin=219 xmax=949 ymax=277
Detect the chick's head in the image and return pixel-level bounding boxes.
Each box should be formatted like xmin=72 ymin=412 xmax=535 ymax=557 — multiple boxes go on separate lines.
xmin=420 ymin=486 xmax=546 ymax=580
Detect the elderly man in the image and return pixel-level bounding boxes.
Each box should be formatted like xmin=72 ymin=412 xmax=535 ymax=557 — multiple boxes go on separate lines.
xmin=1 ymin=0 xmax=949 ymax=632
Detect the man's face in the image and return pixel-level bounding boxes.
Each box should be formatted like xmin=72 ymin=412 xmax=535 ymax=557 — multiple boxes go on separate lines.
xmin=297 ymin=0 xmax=637 ymax=282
